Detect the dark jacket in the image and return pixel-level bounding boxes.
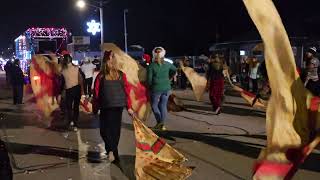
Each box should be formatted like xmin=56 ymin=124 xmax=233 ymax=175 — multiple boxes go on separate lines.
xmin=11 ymin=65 xmax=24 ymax=86
xmin=92 ymin=72 xmax=132 ymax=113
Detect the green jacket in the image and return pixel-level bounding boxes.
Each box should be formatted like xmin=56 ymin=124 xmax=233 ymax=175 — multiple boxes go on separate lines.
xmin=147 ymin=62 xmax=177 ymax=92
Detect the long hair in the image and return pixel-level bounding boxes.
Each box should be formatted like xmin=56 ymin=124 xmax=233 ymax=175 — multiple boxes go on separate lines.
xmin=248 ymin=57 xmax=259 ymax=68
xmin=209 ymin=53 xmax=224 ymax=70
xmin=101 ymin=50 xmax=120 ymax=80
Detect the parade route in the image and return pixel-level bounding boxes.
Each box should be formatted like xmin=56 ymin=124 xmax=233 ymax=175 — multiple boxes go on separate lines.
xmin=0 ymin=75 xmax=319 ymax=180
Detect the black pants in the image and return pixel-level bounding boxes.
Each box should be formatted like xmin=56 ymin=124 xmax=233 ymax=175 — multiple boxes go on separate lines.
xmin=5 ymin=73 xmax=10 ymax=86
xmin=0 ymin=140 xmax=12 ymax=180
xmin=251 ymin=79 xmax=258 ymax=93
xmin=65 ymin=85 xmax=81 ymax=127
xmin=12 ymin=85 xmax=23 ymax=104
xmin=84 ymin=78 xmax=93 ymax=97
xmin=180 ymin=74 xmax=188 ymax=89
xmin=99 ymin=107 xmax=123 ymax=160
xmin=306 ymin=80 xmax=320 ymax=96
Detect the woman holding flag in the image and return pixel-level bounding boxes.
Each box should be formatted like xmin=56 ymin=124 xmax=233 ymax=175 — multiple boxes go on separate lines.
xmin=206 ymin=54 xmax=225 ymax=115
xmin=93 ymin=50 xmax=134 ymax=163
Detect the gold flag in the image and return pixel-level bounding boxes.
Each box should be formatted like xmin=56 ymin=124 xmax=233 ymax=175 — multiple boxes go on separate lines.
xmin=243 ymin=0 xmax=320 ymax=179
xmin=223 ymin=64 xmax=267 ymax=109
xmin=30 ymin=55 xmax=93 ymax=118
xmin=30 ymin=55 xmax=60 ymax=117
xmin=180 ymin=62 xmax=207 ymax=101
xmin=232 ymin=85 xmax=267 ymax=109
xmin=133 ymin=117 xmax=193 ymax=179
xmin=102 ymin=43 xmax=152 ymax=121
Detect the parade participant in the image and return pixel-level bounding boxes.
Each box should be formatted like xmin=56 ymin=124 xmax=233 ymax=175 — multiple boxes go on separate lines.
xmin=81 ymin=57 xmax=96 ymax=98
xmin=180 ymin=57 xmax=191 ymax=89
xmin=206 ymin=54 xmax=224 ymax=115
xmin=61 ymin=54 xmax=84 ymax=132
xmin=248 ymin=56 xmax=260 ymax=93
xmin=143 ymin=54 xmax=151 ymax=66
xmin=93 ymin=50 xmax=134 ymax=163
xmin=147 ymin=47 xmax=177 ymax=131
xmin=303 ymin=47 xmax=320 ymax=96
xmin=11 ymin=59 xmax=25 ymax=105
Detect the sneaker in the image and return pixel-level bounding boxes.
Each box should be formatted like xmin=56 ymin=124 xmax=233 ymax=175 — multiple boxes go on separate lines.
xmin=153 ymin=123 xmax=166 ymax=131
xmin=100 ymin=153 xmax=108 ymax=160
xmin=160 ymin=125 xmax=167 ymax=131
xmin=73 ymin=127 xmax=78 ymax=132
xmin=108 ymin=151 xmax=115 ymax=162
xmin=152 ymin=123 xmax=162 ymax=130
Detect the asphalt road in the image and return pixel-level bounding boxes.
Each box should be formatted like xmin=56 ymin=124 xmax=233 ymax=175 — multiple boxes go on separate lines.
xmin=0 ymin=74 xmax=319 ymax=180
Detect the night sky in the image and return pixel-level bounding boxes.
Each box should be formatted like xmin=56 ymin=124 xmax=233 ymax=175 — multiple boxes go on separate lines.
xmin=0 ymin=0 xmax=320 ymax=56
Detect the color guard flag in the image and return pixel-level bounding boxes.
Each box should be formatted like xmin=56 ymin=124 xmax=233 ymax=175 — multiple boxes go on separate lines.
xmin=243 ymin=0 xmax=320 ymax=179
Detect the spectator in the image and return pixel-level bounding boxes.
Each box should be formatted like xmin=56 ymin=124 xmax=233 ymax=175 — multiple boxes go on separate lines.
xmin=81 ymin=57 xmax=96 ymax=98
xmin=4 ymin=61 xmax=13 ymax=87
xmin=249 ymin=56 xmax=260 ymax=93
xmin=11 ymin=59 xmax=25 ymax=105
xmin=303 ymin=47 xmax=320 ymax=96
xmin=240 ymin=56 xmax=249 ymax=90
xmin=92 ymin=56 xmax=101 ymax=70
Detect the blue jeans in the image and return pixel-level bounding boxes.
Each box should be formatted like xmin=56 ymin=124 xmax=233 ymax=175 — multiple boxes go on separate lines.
xmin=151 ymin=91 xmax=171 ymax=124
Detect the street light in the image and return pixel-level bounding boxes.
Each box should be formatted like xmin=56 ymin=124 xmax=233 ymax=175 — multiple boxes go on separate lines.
xmin=76 ymin=0 xmax=110 ymax=58
xmin=76 ymin=0 xmax=86 ymax=9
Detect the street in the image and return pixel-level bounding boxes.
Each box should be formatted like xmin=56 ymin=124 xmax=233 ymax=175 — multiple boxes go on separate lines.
xmin=0 ymin=73 xmax=319 ymax=180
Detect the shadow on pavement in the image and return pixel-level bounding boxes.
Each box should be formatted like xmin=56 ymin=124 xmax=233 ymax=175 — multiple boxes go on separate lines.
xmin=6 ymin=142 xmax=79 ymax=162
xmin=152 ymin=130 xmax=320 ymax=172
xmin=113 ymin=155 xmax=136 ymax=180
xmin=48 ymin=112 xmax=100 ymax=132
xmin=184 ymin=104 xmax=265 ymax=118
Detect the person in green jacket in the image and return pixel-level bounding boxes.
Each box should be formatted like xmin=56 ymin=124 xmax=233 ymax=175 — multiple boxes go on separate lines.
xmin=147 ymin=47 xmax=177 ymax=131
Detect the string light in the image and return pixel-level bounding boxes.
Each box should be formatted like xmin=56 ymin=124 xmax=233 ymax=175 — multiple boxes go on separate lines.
xmin=26 ymin=28 xmax=68 ymax=39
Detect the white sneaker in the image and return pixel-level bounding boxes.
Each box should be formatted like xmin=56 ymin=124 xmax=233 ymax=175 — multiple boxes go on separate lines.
xmin=100 ymin=153 xmax=108 ymax=160
xmin=108 ymin=151 xmax=115 ymax=162
xmin=73 ymin=127 xmax=78 ymax=132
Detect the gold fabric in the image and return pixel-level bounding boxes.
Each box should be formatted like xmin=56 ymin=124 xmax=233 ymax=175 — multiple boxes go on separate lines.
xmin=30 ymin=55 xmax=92 ymax=118
xmin=133 ymin=117 xmax=192 ymax=180
xmin=102 ymin=43 xmax=152 ymax=121
xmin=30 ymin=55 xmax=60 ymax=117
xmin=180 ymin=62 xmax=207 ymax=101
xmin=243 ymin=0 xmax=320 ymax=179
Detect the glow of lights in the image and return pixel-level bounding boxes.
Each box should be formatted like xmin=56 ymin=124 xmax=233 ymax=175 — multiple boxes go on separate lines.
xmin=76 ymin=0 xmax=86 ymax=9
xmin=240 ymin=50 xmax=246 ymax=56
xmin=33 ymin=76 xmax=40 ymax=81
xmin=87 ymin=20 xmax=101 ymax=35
xmin=26 ymin=28 xmax=68 ymax=39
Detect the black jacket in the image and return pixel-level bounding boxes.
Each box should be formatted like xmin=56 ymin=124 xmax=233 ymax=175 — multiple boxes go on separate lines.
xmin=11 ymin=65 xmax=24 ymax=86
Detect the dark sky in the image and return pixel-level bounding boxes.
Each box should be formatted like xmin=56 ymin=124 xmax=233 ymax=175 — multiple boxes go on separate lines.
xmin=0 ymin=0 xmax=320 ymax=56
